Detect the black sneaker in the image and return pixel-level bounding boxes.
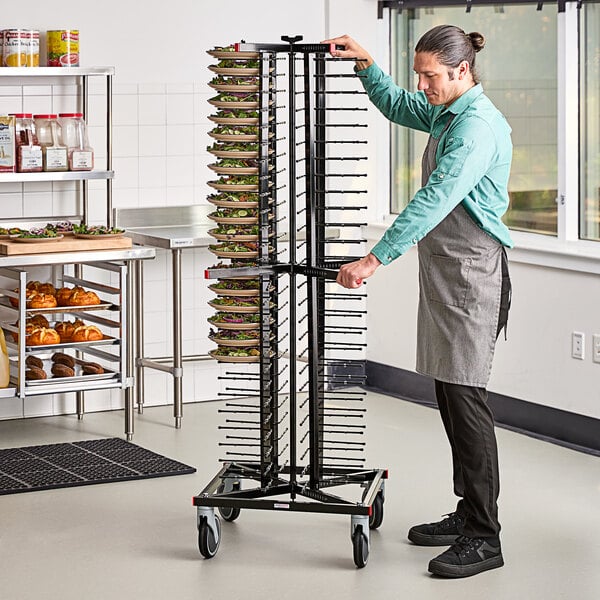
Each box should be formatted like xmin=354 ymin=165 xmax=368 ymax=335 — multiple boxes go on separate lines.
xmin=428 ymin=535 xmax=504 ymax=578
xmin=407 ymin=512 xmax=465 ymax=546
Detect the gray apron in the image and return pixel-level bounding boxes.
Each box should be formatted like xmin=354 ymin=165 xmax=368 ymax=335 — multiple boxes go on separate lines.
xmin=416 ymin=117 xmax=503 ymax=387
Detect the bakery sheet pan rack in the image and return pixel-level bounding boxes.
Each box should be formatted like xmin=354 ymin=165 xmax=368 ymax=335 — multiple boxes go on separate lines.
xmin=195 ymin=36 xmax=387 ymax=569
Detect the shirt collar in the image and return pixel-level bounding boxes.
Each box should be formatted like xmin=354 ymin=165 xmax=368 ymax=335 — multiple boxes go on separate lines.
xmin=446 ymin=83 xmax=484 ymax=116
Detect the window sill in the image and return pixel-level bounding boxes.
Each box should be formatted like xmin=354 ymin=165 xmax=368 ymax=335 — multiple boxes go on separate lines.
xmin=365 ymin=222 xmax=600 ymax=275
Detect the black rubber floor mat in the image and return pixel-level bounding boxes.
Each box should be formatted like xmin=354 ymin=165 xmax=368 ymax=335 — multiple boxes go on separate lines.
xmin=0 ymin=438 xmax=196 ymax=495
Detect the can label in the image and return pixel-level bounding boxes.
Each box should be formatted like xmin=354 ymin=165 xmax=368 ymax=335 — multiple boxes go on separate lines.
xmin=2 ymin=29 xmax=40 ymax=67
xmin=47 ymin=30 xmax=79 ymax=67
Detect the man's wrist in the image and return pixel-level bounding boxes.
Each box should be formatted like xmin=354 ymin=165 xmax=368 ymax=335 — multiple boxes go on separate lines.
xmin=367 ymin=252 xmax=382 ymax=267
xmin=355 ymin=57 xmax=373 ymax=71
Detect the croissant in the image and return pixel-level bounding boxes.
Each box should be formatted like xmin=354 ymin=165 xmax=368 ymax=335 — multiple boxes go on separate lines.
xmin=71 ymin=325 xmax=103 ymax=342
xmin=27 ymin=327 xmax=61 ymax=346
xmin=29 ymin=293 xmax=57 ymax=309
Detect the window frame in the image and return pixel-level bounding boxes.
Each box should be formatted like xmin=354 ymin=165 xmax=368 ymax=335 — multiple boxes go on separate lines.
xmin=371 ymin=2 xmax=600 ymax=275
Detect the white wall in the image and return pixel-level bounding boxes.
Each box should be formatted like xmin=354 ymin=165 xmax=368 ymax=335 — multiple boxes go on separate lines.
xmin=2 ymin=0 xmax=599 ymax=424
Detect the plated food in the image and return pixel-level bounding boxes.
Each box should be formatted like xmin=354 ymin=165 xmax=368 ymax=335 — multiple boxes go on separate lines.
xmin=72 ymin=224 xmax=125 ymax=238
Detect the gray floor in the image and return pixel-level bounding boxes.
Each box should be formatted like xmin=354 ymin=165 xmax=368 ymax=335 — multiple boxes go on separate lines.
xmin=0 ymin=391 xmax=598 ymax=600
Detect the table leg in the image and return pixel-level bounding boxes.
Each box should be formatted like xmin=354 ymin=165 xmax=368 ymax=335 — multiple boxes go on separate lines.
xmin=172 ymin=248 xmax=182 ymax=428
xmin=135 ymin=259 xmax=145 ymax=414
xmin=125 ymin=260 xmax=135 ymax=441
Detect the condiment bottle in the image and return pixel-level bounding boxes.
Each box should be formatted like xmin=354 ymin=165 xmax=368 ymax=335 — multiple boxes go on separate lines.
xmin=10 ymin=113 xmax=43 ymax=173
xmin=33 ymin=114 xmax=68 ymax=172
xmin=58 ymin=112 xmax=94 ymax=171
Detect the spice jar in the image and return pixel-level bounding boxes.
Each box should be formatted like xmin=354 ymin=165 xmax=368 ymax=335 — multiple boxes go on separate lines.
xmin=10 ymin=113 xmax=43 ymax=173
xmin=58 ymin=112 xmax=94 ymax=171
xmin=33 ymin=114 xmax=68 ymax=172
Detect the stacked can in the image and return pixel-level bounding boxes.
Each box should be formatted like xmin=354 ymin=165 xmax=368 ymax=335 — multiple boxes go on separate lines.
xmin=47 ymin=30 xmax=79 ymax=67
xmin=1 ymin=29 xmax=40 ymax=67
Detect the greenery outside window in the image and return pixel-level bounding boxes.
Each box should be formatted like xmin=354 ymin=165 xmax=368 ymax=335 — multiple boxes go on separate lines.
xmin=390 ymin=6 xmax=559 ymax=236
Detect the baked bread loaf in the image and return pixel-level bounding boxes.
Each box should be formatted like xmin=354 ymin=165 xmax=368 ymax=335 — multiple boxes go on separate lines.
xmin=29 ymin=314 xmax=50 ymax=329
xmin=54 ymin=319 xmax=85 ymax=342
xmin=51 ymin=363 xmax=75 ymax=378
xmin=9 ymin=287 xmax=38 ymax=308
xmin=29 ymin=293 xmax=57 ymax=309
xmin=51 ymin=352 xmax=76 ymax=368
xmin=25 ymin=366 xmax=47 ymax=380
xmin=56 ymin=286 xmax=74 ymax=306
xmin=81 ymin=362 xmax=104 ymax=375
xmin=71 ymin=325 xmax=103 ymax=342
xmin=25 ymin=355 xmax=44 ymax=369
xmin=67 ymin=288 xmax=101 ymax=306
xmin=27 ymin=327 xmax=61 ymax=346
xmin=27 ymin=280 xmax=57 ymax=297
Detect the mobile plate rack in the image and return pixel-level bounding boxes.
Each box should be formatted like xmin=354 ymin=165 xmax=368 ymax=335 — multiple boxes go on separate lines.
xmin=194 ymin=36 xmax=388 ymax=568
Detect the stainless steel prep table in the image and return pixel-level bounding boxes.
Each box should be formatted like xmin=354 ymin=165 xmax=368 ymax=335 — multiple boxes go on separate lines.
xmin=0 ymin=246 xmax=156 ymax=440
xmin=115 ymin=206 xmax=214 ymax=429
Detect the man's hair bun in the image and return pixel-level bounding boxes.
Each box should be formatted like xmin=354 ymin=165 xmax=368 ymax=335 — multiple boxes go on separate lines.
xmin=468 ymin=32 xmax=485 ymax=52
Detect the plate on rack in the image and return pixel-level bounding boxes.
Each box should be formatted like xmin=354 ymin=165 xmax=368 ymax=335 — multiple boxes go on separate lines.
xmin=209 ymin=164 xmax=258 ymax=175
xmin=10 ymin=234 xmax=64 ymax=243
xmin=208 ymin=349 xmax=260 ymax=363
xmin=207 ymin=50 xmax=260 ymax=60
xmin=208 ymin=214 xmax=258 ymax=225
xmin=209 ymin=66 xmax=260 ymax=76
xmin=208 ymin=335 xmax=260 ymax=347
xmin=209 ymin=249 xmax=258 ymax=259
xmin=207 ymin=197 xmax=258 ymax=209
xmin=208 ymin=100 xmax=259 ymax=110
xmin=208 ymin=149 xmax=259 ymax=159
xmin=208 ymin=229 xmax=258 ymax=242
xmin=207 ymin=316 xmax=260 ymax=330
xmin=208 ymin=284 xmax=259 ymax=296
xmin=208 ymin=133 xmax=259 ymax=143
xmin=208 ymin=115 xmax=259 ymax=126
xmin=208 ymin=182 xmax=259 ymax=192
xmin=208 ymin=300 xmax=259 ymax=313
xmin=208 ymin=83 xmax=260 ymax=93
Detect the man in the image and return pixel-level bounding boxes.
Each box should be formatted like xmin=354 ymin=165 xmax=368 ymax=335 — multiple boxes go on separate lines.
xmin=323 ymin=26 xmax=513 ymax=578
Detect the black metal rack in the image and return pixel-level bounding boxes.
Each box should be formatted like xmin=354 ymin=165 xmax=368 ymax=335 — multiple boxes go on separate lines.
xmin=194 ymin=36 xmax=387 ymax=568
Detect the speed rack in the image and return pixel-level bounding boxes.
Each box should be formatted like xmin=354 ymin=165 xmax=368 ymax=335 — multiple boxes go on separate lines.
xmin=194 ymin=36 xmax=388 ymax=568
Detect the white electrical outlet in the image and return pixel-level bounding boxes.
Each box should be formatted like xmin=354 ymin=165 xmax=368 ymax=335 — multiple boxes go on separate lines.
xmin=572 ymin=332 xmax=585 ymax=360
xmin=593 ymin=334 xmax=600 ymax=364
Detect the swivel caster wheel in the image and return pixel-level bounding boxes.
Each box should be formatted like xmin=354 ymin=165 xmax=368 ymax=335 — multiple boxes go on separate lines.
xmin=352 ymin=523 xmax=369 ymax=568
xmin=369 ymin=492 xmax=384 ymax=530
xmin=198 ymin=514 xmax=221 ymax=559
xmin=217 ymin=480 xmax=241 ymax=522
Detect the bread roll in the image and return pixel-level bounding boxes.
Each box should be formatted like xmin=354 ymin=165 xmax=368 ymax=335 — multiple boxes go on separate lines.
xmin=54 ymin=319 xmax=85 ymax=342
xmin=51 ymin=363 xmax=75 ymax=378
xmin=25 ymin=366 xmax=47 ymax=380
xmin=25 ymin=355 xmax=44 ymax=369
xmin=51 ymin=352 xmax=76 ymax=368
xmin=27 ymin=327 xmax=61 ymax=346
xmin=71 ymin=325 xmax=103 ymax=342
xmin=29 ymin=293 xmax=57 ymax=309
xmin=81 ymin=362 xmax=105 ymax=375
xmin=67 ymin=289 xmax=101 ymax=306
xmin=27 ymin=280 xmax=57 ymax=296
xmin=56 ymin=287 xmax=74 ymax=306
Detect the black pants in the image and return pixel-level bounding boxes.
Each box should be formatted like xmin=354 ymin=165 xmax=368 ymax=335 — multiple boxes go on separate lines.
xmin=434 ymin=248 xmax=511 ymax=540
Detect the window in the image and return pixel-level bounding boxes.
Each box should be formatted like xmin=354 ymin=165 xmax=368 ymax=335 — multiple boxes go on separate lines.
xmin=390 ymin=6 xmax=559 ymax=236
xmin=580 ymin=3 xmax=600 ymax=241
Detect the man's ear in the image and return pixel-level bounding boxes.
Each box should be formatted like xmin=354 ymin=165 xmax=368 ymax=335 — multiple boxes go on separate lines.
xmin=457 ymin=60 xmax=470 ymax=80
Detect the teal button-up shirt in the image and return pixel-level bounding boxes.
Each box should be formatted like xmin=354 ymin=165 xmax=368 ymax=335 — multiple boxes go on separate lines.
xmin=358 ymin=63 xmax=513 ymax=265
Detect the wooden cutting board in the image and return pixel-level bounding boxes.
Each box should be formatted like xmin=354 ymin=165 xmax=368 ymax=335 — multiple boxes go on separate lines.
xmin=0 ymin=235 xmax=133 ymax=255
